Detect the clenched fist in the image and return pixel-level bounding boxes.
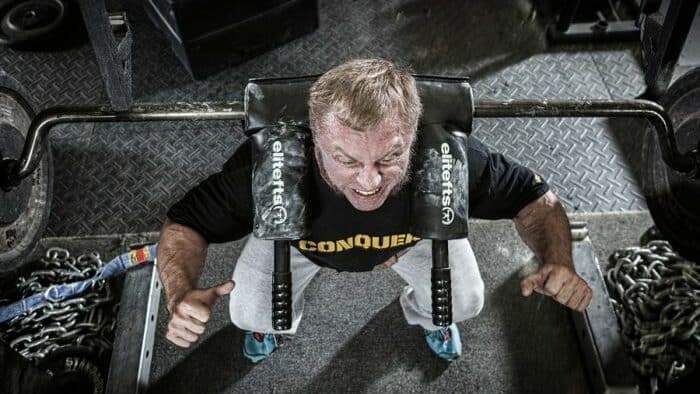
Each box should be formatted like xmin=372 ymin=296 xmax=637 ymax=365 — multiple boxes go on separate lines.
xmin=520 ymin=264 xmax=592 ymax=312
xmin=166 ymin=281 xmax=235 ymax=348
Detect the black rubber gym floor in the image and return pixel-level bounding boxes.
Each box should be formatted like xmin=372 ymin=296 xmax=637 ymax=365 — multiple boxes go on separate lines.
xmin=0 ymin=0 xmax=658 ymax=392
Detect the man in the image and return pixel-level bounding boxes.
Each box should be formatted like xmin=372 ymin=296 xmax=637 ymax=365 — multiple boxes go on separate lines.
xmin=156 ymin=59 xmax=592 ymax=363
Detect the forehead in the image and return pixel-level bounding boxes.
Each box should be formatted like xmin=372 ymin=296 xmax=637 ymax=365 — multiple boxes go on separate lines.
xmin=316 ymin=118 xmax=413 ymax=156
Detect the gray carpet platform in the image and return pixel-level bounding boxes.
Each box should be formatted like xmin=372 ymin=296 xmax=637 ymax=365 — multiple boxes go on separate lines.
xmin=140 ymin=211 xmax=651 ymax=393
xmin=27 ymin=211 xmax=654 ymax=393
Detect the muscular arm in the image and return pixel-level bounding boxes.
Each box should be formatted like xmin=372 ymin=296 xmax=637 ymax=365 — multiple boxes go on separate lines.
xmin=156 ymin=218 xmax=234 ymax=348
xmin=156 ymin=217 xmax=208 ymax=311
xmin=513 ymin=190 xmax=592 ymax=311
xmin=513 ymin=191 xmax=572 ymax=267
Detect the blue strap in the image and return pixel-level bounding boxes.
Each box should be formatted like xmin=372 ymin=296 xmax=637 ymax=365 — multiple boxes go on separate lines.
xmin=0 ymin=244 xmax=157 ymax=324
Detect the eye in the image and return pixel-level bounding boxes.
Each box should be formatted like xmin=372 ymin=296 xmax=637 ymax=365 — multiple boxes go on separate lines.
xmin=380 ymin=153 xmax=402 ymax=164
xmin=334 ymin=156 xmax=356 ymax=165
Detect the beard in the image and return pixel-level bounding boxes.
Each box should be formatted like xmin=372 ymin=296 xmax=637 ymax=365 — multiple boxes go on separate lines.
xmin=314 ymin=147 xmax=344 ymax=196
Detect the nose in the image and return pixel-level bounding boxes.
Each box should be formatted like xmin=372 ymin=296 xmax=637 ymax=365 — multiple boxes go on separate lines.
xmin=356 ymin=165 xmax=381 ymax=190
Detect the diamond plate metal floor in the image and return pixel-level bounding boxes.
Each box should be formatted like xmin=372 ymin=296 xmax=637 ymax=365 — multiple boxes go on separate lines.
xmin=472 ymin=49 xmax=647 ymax=211
xmin=0 ymin=0 xmax=649 ymax=237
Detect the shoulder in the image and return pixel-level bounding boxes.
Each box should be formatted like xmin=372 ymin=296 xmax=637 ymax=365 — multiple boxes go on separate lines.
xmin=465 ymin=136 xmax=490 ymax=162
xmin=222 ymin=138 xmax=253 ymax=173
xmin=463 ymin=136 xmax=492 ymax=178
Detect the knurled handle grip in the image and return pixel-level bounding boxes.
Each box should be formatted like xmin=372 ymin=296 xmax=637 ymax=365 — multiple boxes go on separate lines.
xmin=272 ymin=271 xmax=292 ymax=330
xmin=431 ymin=267 xmax=452 ymax=326
xmin=272 ymin=241 xmax=292 ymax=331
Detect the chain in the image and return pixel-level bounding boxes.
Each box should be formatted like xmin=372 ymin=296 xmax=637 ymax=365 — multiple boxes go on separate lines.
xmin=606 ymin=240 xmax=700 ymax=385
xmin=0 ymin=247 xmax=119 ymax=362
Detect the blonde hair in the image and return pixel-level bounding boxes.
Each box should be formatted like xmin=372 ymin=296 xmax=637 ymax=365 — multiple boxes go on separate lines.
xmin=308 ymin=59 xmax=422 ymax=135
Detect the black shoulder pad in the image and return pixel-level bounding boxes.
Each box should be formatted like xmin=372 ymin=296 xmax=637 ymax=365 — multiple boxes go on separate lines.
xmin=244 ymin=75 xmax=473 ymax=133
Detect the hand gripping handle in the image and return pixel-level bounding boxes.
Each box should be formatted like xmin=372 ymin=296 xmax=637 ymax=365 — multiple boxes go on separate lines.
xmin=272 ymin=241 xmax=292 ymax=330
xmin=431 ymin=240 xmax=452 ymax=326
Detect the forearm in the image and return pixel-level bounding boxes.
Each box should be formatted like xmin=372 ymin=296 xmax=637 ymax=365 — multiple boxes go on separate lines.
xmin=157 ymin=217 xmax=208 ymax=311
xmin=513 ymin=191 xmax=572 ymax=267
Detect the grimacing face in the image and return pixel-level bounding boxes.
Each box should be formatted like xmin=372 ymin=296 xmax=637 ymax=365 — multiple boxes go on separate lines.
xmin=314 ymin=116 xmax=415 ymax=211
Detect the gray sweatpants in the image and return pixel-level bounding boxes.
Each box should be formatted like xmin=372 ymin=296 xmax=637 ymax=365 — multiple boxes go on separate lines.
xmin=229 ymin=236 xmax=484 ymax=333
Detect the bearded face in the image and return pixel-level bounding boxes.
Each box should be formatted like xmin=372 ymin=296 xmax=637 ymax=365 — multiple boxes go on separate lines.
xmin=314 ymin=118 xmax=415 ymax=211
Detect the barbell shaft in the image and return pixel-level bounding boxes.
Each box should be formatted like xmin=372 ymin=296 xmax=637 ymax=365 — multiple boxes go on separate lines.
xmin=8 ymin=99 xmax=696 ymax=185
xmin=473 ymin=99 xmax=696 ymax=175
xmin=15 ymin=102 xmax=245 ymax=180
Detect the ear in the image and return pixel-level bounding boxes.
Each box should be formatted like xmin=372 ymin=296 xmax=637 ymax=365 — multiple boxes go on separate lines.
xmin=313 ymin=144 xmax=323 ymax=164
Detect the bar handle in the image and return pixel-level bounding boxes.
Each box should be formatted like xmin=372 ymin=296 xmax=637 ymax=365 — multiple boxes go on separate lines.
xmin=272 ymin=241 xmax=292 ymax=330
xmin=431 ymin=240 xmax=452 ymax=326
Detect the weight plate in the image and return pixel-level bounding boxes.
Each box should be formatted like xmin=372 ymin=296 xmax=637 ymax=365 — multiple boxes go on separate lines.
xmin=0 ymin=123 xmax=31 ymax=224
xmin=1 ymin=0 xmax=64 ymax=42
xmin=642 ymin=66 xmax=700 ymax=260
xmin=0 ymin=73 xmax=52 ymax=272
xmin=0 ymin=0 xmax=21 ymax=46
xmin=38 ymin=346 xmax=109 ymax=394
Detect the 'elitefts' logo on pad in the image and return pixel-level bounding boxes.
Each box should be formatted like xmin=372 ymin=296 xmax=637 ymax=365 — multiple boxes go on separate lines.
xmin=440 ymin=142 xmax=454 ymax=225
xmin=270 ymin=140 xmax=288 ymax=224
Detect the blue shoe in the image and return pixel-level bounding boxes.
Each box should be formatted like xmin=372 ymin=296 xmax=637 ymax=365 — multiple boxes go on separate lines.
xmin=424 ymin=323 xmax=462 ymax=361
xmin=243 ymin=331 xmax=278 ymax=363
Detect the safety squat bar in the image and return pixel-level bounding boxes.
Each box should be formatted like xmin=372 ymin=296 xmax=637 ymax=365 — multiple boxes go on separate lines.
xmin=1 ymin=98 xmax=698 ymax=331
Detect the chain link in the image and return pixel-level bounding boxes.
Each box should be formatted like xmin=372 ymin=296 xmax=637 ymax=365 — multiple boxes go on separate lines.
xmin=0 ymin=247 xmax=119 ymax=362
xmin=606 ymin=240 xmax=700 ymax=384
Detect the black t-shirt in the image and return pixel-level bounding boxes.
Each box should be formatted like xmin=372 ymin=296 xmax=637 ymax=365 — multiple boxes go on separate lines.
xmin=167 ymin=136 xmax=549 ymax=272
